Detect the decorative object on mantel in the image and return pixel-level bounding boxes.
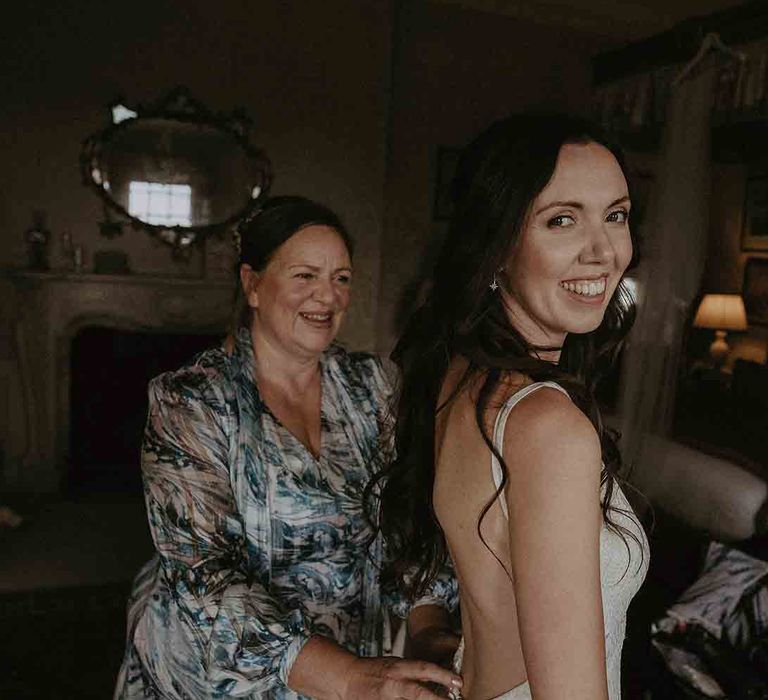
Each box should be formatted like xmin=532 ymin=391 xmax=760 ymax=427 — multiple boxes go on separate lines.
xmin=693 ymin=293 xmax=749 ymax=368
xmin=57 ymin=232 xmax=85 ymax=273
xmin=73 ymin=244 xmax=84 ymax=273
xmin=80 ymin=86 xmax=272 ymax=255
xmin=24 ymin=209 xmax=51 ymax=271
xmin=59 ymin=232 xmax=74 ymax=271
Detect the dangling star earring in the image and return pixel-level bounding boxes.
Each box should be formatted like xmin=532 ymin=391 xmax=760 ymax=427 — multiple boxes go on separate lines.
xmin=489 ymin=274 xmax=499 ymax=291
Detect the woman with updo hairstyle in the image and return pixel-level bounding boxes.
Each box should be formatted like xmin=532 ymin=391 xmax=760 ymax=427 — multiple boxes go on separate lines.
xmin=115 ymin=195 xmax=462 ymax=700
xmin=374 ymin=114 xmax=649 ymax=699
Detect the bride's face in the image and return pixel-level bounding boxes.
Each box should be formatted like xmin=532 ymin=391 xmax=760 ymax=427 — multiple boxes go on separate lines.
xmin=500 ymin=141 xmax=633 ymax=348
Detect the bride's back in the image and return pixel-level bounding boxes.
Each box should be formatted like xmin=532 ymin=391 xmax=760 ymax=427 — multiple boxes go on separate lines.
xmin=433 ymin=360 xmax=530 ymax=700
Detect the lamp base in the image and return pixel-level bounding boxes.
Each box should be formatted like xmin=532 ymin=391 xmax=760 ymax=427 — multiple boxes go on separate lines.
xmin=709 ymin=330 xmax=729 ymax=368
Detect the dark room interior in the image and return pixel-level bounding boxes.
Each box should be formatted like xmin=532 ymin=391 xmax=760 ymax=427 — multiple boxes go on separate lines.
xmin=2 ymin=0 xmax=768 ymax=698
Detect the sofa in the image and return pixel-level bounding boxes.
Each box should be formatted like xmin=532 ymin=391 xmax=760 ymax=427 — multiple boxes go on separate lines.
xmin=622 ymin=431 xmax=768 ymax=698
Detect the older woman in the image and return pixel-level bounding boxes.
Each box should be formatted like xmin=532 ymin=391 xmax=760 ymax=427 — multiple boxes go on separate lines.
xmin=115 ymin=196 xmax=461 ymax=700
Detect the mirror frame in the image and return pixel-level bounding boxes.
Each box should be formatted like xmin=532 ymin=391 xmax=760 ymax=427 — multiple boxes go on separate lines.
xmin=80 ymin=86 xmax=273 ymax=251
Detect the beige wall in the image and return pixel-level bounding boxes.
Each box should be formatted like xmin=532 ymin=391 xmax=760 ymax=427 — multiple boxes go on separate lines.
xmin=378 ymin=1 xmax=598 ymax=352
xmin=0 ymin=0 xmax=392 ymax=351
xmin=0 ymin=0 xmax=605 ymax=354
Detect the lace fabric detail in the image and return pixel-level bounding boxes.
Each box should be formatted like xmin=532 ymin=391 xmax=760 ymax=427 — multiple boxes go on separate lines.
xmin=448 ymin=381 xmax=648 ymax=700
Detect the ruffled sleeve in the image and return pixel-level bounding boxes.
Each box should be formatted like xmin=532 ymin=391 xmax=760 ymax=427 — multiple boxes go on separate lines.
xmin=137 ymin=369 xmax=311 ymax=697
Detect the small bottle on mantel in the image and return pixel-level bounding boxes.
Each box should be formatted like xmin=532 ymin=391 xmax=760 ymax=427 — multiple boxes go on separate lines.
xmin=73 ymin=245 xmax=84 ymax=273
xmin=24 ymin=209 xmax=51 ymax=271
xmin=60 ymin=232 xmax=74 ymax=271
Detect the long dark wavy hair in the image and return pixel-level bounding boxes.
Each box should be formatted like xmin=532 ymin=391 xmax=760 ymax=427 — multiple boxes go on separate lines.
xmin=371 ymin=113 xmax=642 ymax=600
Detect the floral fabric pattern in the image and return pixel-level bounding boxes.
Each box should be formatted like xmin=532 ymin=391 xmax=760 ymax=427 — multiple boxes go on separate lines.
xmin=114 ymin=328 xmax=458 ymax=699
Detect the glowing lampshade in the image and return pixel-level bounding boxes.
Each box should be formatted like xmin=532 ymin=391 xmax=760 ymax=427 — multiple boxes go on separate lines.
xmin=693 ymin=294 xmax=748 ymax=367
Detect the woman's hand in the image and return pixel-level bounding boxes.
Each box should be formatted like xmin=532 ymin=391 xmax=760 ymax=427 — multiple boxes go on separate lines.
xmin=342 ymin=656 xmax=462 ymax=700
xmin=288 ymin=635 xmax=461 ymax=700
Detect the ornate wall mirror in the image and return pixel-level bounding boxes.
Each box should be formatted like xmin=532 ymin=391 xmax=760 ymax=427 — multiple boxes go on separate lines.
xmin=80 ymin=87 xmax=272 ymax=252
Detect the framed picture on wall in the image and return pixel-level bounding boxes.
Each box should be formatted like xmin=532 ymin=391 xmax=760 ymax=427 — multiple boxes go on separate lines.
xmin=743 ymin=256 xmax=768 ymax=326
xmin=742 ymin=172 xmax=768 ymax=251
xmin=432 ymin=147 xmax=461 ymax=221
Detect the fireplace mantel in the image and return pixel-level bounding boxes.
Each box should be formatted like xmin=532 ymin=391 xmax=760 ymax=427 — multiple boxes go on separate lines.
xmin=0 ymin=269 xmax=234 ymax=492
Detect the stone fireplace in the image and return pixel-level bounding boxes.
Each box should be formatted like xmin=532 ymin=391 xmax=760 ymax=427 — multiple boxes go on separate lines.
xmin=68 ymin=326 xmax=221 ymax=493
xmin=0 ymin=270 xmax=234 ymax=492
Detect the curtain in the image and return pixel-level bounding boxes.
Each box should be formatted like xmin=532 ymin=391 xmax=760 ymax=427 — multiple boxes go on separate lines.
xmin=617 ymin=58 xmax=718 ymax=487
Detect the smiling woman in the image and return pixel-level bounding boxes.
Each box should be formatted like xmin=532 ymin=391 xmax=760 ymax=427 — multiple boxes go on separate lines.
xmin=239 ymin=223 xmax=353 ymax=367
xmin=375 ymin=113 xmax=648 ymax=700
xmin=500 ymin=142 xmax=633 ymax=345
xmin=114 ymin=195 xmax=463 ymax=700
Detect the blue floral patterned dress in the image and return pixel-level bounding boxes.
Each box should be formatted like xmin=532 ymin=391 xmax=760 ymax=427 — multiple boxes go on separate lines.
xmin=114 ymin=328 xmax=457 ymax=699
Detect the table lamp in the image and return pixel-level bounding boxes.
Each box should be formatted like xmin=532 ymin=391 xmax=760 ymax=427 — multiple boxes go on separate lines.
xmin=693 ymin=293 xmax=748 ymax=368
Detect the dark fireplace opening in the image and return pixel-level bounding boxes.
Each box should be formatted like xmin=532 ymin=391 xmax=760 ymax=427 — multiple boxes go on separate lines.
xmin=69 ymin=326 xmax=223 ymax=494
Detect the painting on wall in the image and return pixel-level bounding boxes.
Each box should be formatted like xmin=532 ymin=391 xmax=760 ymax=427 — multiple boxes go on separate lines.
xmin=743 ymin=172 xmax=768 ymax=251
xmin=743 ymin=257 xmax=768 ymax=326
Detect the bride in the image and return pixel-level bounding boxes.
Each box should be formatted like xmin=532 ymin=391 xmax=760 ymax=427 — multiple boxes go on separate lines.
xmin=376 ymin=113 xmax=649 ymax=699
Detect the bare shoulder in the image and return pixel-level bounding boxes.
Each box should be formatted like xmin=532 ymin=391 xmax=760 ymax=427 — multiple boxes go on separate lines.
xmin=501 ymin=385 xmax=601 ymax=481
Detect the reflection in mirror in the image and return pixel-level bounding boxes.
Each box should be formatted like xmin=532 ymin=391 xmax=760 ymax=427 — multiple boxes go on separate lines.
xmin=81 ymin=87 xmax=272 ymax=251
